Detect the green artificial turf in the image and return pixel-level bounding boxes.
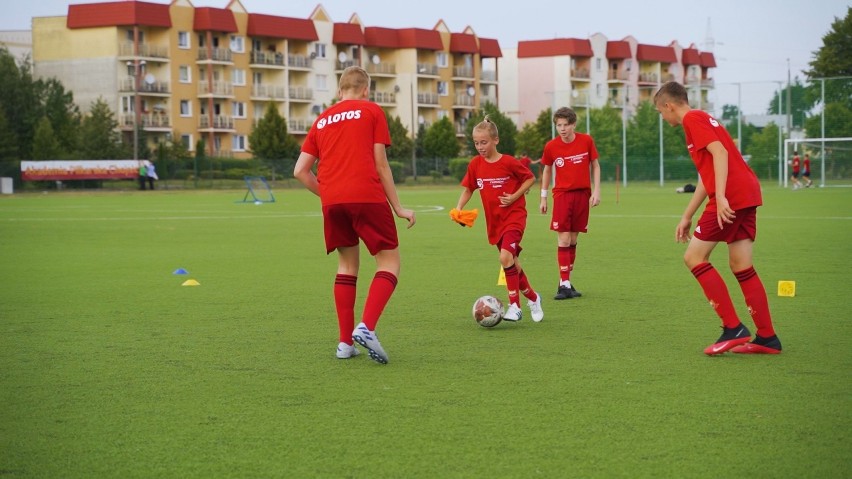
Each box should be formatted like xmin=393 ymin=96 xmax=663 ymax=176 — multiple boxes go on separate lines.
xmin=0 ymin=183 xmax=850 ymax=478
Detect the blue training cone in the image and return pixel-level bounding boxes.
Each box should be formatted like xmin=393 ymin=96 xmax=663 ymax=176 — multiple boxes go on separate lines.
xmin=173 ymin=268 xmax=188 ymax=275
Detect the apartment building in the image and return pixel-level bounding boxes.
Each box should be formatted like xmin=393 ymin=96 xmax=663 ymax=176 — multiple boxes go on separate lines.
xmin=31 ymin=0 xmax=501 ymax=160
xmin=500 ymin=34 xmax=715 ymax=127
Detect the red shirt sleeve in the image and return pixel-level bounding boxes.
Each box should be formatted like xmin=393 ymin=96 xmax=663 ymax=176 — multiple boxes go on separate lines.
xmin=684 ymin=111 xmax=721 ymax=151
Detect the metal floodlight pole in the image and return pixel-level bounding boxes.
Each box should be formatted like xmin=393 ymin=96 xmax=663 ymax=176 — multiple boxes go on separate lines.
xmin=410 ymin=81 xmax=417 ymax=181
xmin=820 ymin=78 xmax=826 ymax=187
xmin=621 ymin=88 xmax=627 ymax=188
xmin=736 ymin=83 xmax=742 ymax=151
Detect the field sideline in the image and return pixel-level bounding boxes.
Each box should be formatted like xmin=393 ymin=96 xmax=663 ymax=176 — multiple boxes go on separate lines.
xmin=1 ymin=182 xmax=850 ymax=478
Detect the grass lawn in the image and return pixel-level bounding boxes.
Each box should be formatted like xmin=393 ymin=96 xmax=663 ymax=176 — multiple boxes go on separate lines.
xmin=1 ymin=182 xmax=850 ymax=478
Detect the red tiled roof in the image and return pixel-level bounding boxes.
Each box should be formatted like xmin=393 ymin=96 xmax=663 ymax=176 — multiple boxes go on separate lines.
xmin=637 ymin=44 xmax=677 ymax=63
xmin=364 ymin=26 xmax=398 ymax=48
xmin=67 ymin=1 xmax=171 ymax=29
xmin=700 ymin=52 xmax=717 ymax=68
xmin=450 ymin=33 xmax=478 ymax=54
xmin=518 ymin=38 xmax=592 ymax=58
xmin=478 ymin=38 xmax=502 ymax=58
xmin=247 ymin=13 xmax=317 ymax=41
xmin=397 ymin=28 xmax=444 ymax=50
xmin=682 ymin=48 xmax=701 ymax=65
xmin=194 ymin=7 xmax=237 ymax=33
xmin=333 ymin=23 xmax=364 ymax=45
xmin=606 ymin=41 xmax=632 ymax=59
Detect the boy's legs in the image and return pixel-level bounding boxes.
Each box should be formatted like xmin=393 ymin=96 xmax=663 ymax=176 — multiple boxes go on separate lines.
xmin=728 ymin=239 xmax=778 ymax=340
xmin=685 ymin=237 xmax=743 ymax=330
xmin=361 ymin=247 xmax=400 ymax=330
xmin=334 ymin=246 xmax=360 ymax=345
xmin=556 ymin=231 xmax=581 ymax=299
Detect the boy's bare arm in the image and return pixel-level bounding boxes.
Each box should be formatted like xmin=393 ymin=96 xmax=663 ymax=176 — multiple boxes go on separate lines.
xmin=374 ymin=143 xmax=416 ymax=228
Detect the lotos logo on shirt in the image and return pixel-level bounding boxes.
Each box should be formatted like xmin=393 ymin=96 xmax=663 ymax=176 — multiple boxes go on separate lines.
xmin=317 ymin=109 xmax=362 ymax=129
xmin=708 ymin=117 xmax=719 ymax=127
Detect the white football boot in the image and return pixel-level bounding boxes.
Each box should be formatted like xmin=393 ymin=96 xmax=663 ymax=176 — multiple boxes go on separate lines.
xmin=528 ymin=293 xmax=544 ymax=322
xmin=503 ymin=303 xmax=523 ymax=322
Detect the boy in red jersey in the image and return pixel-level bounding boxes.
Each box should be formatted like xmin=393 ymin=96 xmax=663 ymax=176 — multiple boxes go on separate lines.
xmin=802 ymin=153 xmax=813 ymax=187
xmin=453 ymin=116 xmax=544 ymax=322
xmin=294 ymin=66 xmax=416 ymax=364
xmin=539 ymin=107 xmax=601 ymax=300
xmin=790 ymin=151 xmax=803 ymax=190
xmin=654 ymin=81 xmax=782 ymax=355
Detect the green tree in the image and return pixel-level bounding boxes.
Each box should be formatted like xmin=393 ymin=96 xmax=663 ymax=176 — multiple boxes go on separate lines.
xmin=744 ymin=122 xmax=781 ymax=180
xmin=32 ymin=117 xmax=62 ymax=160
xmin=78 ymin=98 xmax=123 ymax=160
xmin=804 ymin=102 xmax=852 ymax=139
xmin=385 ymin=113 xmax=413 ymax=163
xmin=806 ymin=6 xmax=852 ymax=109
xmin=422 ymin=117 xmax=459 ymax=175
xmin=466 ymin=102 xmax=518 ymax=156
xmin=35 ymin=77 xmax=80 ymax=155
xmin=721 ymin=104 xmax=740 ymax=122
xmin=0 ymin=108 xmax=19 ymax=177
xmin=766 ymin=78 xmax=809 ymax=128
xmin=0 ymin=47 xmax=38 ymax=160
xmin=249 ymin=102 xmax=300 ymax=178
xmin=516 ymin=107 xmax=553 ymax=160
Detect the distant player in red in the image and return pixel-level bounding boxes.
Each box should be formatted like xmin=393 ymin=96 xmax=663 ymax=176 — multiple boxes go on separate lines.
xmin=453 ymin=116 xmax=544 ymax=322
xmin=791 ymin=151 xmax=803 ymax=189
xmin=294 ymin=66 xmax=416 ymax=364
xmin=518 ymin=153 xmax=541 ymax=179
xmin=654 ymin=81 xmax=781 ymax=355
xmin=802 ymin=153 xmax=813 ymax=187
xmin=539 ymin=107 xmax=601 ymax=300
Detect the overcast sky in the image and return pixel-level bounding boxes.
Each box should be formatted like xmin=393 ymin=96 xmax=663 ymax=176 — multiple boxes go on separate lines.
xmin=2 ymin=0 xmax=848 ymax=115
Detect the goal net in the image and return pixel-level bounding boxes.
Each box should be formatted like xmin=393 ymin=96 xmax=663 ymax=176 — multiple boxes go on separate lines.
xmin=784 ymin=137 xmax=852 ymax=188
xmin=238 ymin=176 xmax=276 ymax=203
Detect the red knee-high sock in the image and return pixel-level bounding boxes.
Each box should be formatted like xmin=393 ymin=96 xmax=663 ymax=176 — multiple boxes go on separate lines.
xmin=735 ymin=266 xmax=776 ymax=337
xmin=690 ymin=263 xmax=741 ymax=329
xmin=334 ymin=274 xmax=357 ymax=344
xmin=568 ymin=244 xmax=577 ymax=276
xmin=518 ymin=270 xmax=538 ymax=301
xmin=362 ymin=271 xmax=398 ymax=331
xmin=557 ymin=246 xmax=571 ymax=282
xmin=504 ymin=264 xmax=520 ymax=307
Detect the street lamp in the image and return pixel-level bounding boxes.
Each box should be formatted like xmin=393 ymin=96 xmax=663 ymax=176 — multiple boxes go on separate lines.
xmin=126 ymin=59 xmax=146 ymax=163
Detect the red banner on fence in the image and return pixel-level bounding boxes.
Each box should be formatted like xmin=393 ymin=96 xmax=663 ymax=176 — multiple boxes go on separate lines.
xmin=21 ymin=160 xmax=140 ymax=181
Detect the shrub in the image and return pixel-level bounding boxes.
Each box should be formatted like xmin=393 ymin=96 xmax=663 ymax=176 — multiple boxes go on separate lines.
xmin=388 ymin=161 xmax=405 ymax=184
xmin=449 ymin=157 xmax=470 ymax=181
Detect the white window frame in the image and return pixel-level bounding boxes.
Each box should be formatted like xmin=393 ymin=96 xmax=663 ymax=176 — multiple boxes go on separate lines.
xmin=436 ymin=52 xmax=448 ymax=68
xmin=313 ymin=43 xmax=326 ymax=59
xmin=179 ymin=65 xmax=191 ymax=83
xmin=232 ymin=101 xmax=246 ymax=118
xmin=232 ymin=68 xmax=246 ymax=86
xmin=180 ymin=100 xmax=192 ymax=117
xmin=181 ymin=134 xmax=194 ymax=151
xmin=229 ymin=35 xmax=245 ymax=53
xmin=178 ymin=31 xmax=190 ymax=49
xmin=232 ymin=134 xmax=247 ymax=152
xmin=315 ymin=74 xmax=328 ymax=91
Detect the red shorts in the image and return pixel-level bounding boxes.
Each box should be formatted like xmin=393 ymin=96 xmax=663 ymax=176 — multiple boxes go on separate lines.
xmin=322 ymin=202 xmax=399 ymax=255
xmin=694 ymin=207 xmax=757 ymax=243
xmin=495 ymin=229 xmax=524 ymax=257
xmin=551 ymin=189 xmax=591 ymax=233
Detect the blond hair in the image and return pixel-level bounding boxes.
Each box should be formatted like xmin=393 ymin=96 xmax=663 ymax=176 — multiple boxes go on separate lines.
xmin=473 ymin=114 xmax=499 ymax=139
xmin=338 ymin=66 xmax=370 ymax=93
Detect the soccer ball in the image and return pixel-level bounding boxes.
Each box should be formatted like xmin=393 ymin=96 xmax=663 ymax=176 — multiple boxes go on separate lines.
xmin=472 ymin=295 xmax=504 ymax=328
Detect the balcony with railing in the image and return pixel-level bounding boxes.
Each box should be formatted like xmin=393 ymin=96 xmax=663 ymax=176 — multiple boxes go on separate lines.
xmin=570 ymin=68 xmax=590 ymax=80
xmin=198 ymin=80 xmax=234 ymax=97
xmin=288 ymin=54 xmax=312 ymax=69
xmin=638 ymin=72 xmax=659 ymax=84
xmin=570 ymin=90 xmax=591 ymax=107
xmin=453 ymin=94 xmax=475 ymax=107
xmin=366 ymin=62 xmax=396 ymax=76
xmin=336 ymin=59 xmax=358 ymax=71
xmin=288 ymin=118 xmax=312 ymax=134
xmin=118 ymin=42 xmax=169 ymax=60
xmin=686 ymin=75 xmax=701 ymax=85
xmin=119 ymin=77 xmax=170 ymax=95
xmin=607 ymin=70 xmax=629 ymax=81
xmin=199 ymin=115 xmax=235 ymax=130
xmin=452 ymin=66 xmax=474 ymax=79
xmin=417 ymin=92 xmax=439 ymax=105
xmin=250 ymin=50 xmax=285 ymax=68
xmin=480 ymin=70 xmax=497 ymax=83
xmin=197 ymin=47 xmax=233 ymax=63
xmin=369 ymin=91 xmax=396 ymax=104
xmin=289 ymin=86 xmax=313 ymax=101
xmin=417 ymin=63 xmax=439 ymax=76
xmin=251 ymin=84 xmax=286 ymax=100
xmin=701 ymin=78 xmax=715 ymax=88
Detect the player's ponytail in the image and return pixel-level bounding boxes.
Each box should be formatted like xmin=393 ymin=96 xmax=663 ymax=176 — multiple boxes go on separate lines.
xmin=474 ymin=114 xmax=499 ymax=139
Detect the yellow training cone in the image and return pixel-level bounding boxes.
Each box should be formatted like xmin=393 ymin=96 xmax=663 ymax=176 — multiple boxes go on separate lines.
xmin=777 ymin=280 xmax=795 ymax=297
xmin=497 ymin=268 xmax=506 ymax=286
xmin=182 ymin=279 xmax=200 ymax=286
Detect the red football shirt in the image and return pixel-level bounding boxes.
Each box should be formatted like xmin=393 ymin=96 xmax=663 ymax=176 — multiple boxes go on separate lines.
xmin=682 ymin=110 xmax=762 ymax=211
xmin=301 ymin=99 xmax=391 ymax=206
xmin=803 ymin=157 xmax=810 ymax=172
xmin=792 ymin=155 xmax=801 ymax=173
xmin=461 ymin=155 xmax=534 ymax=245
xmin=541 ymin=133 xmax=599 ymax=192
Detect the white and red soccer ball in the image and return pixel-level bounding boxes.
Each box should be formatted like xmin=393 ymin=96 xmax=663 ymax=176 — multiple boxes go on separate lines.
xmin=472 ymin=295 xmax=504 ymax=328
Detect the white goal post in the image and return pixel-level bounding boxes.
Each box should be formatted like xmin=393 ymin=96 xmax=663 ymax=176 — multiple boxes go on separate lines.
xmin=784 ymin=137 xmax=852 ymax=188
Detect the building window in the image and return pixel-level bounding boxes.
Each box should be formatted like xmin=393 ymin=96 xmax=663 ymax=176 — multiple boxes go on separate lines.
xmin=437 ymin=110 xmax=449 ymax=120
xmin=180 ymin=100 xmax=192 ymax=117
xmin=178 ymin=31 xmax=190 ymax=49
xmin=232 ymin=102 xmax=246 ymax=118
xmin=596 ymin=58 xmax=602 ymax=71
xmin=232 ymin=69 xmax=246 ymax=86
xmin=596 ymin=84 xmax=602 ymax=98
xmin=230 ymin=35 xmax=244 ymax=53
xmin=437 ymin=81 xmax=448 ymax=96
xmin=232 ymin=135 xmax=247 ymax=151
xmin=127 ymin=30 xmax=145 ymax=43
xmin=436 ymin=52 xmax=448 ymax=68
xmin=181 ymin=134 xmax=193 ymax=151
xmin=313 ymin=43 xmax=326 ymax=59
xmin=121 ymin=96 xmax=134 ymax=114
xmin=315 ymin=74 xmax=328 ymax=91
xmin=625 ymin=59 xmax=633 ymax=71
xmin=179 ymin=65 xmax=191 ymax=83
